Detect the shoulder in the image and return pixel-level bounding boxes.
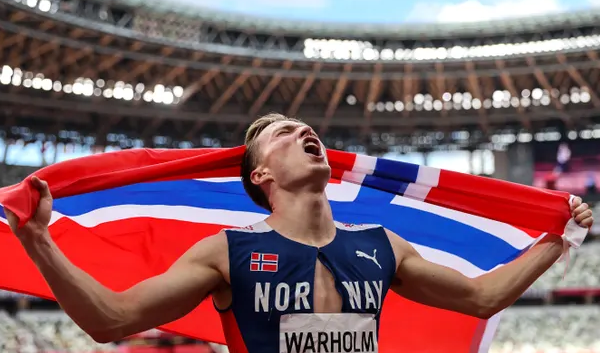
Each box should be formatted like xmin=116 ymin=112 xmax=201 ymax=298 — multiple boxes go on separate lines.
xmin=177 ymin=231 xmax=231 ymax=284
xmin=382 ymin=228 xmax=421 ymax=269
xmin=383 ymin=228 xmax=417 ymax=253
xmin=185 ymin=231 xmax=229 ymax=264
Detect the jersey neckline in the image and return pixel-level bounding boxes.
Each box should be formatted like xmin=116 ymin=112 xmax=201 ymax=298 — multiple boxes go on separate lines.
xmin=259 ymin=220 xmax=342 ymax=251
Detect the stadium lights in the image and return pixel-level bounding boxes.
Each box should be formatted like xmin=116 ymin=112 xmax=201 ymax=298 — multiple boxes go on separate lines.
xmin=14 ymin=0 xmax=56 ymax=13
xmin=0 ymin=62 xmax=594 ymax=111
xmin=0 ymin=64 xmax=184 ymax=106
xmin=489 ymin=131 xmax=563 ymax=144
xmin=304 ymin=35 xmax=600 ymax=61
xmin=363 ymin=84 xmax=592 ymax=113
xmin=568 ymin=131 xmax=578 ymax=140
xmin=38 ymin=0 xmax=51 ymax=12
xmin=346 ymin=95 xmax=357 ymax=105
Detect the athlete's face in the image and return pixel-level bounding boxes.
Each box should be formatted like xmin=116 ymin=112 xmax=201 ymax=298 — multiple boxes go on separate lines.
xmin=250 ymin=121 xmax=331 ymax=191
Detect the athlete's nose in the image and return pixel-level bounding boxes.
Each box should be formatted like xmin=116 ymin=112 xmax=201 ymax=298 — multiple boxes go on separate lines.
xmin=298 ymin=125 xmax=316 ymax=138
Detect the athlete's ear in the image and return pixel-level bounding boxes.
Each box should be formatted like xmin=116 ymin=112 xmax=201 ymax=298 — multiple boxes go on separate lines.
xmin=250 ymin=166 xmax=273 ymax=186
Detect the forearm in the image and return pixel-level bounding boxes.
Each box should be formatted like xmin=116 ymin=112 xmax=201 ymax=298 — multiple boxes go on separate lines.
xmin=475 ymin=234 xmax=563 ymax=316
xmin=21 ymin=230 xmax=127 ymax=339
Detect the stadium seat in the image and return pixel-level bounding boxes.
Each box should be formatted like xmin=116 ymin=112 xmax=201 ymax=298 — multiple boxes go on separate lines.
xmin=0 ymin=310 xmax=119 ymax=353
xmin=491 ymin=306 xmax=600 ymax=353
xmin=527 ymin=242 xmax=600 ymax=293
xmin=0 ymin=310 xmax=38 ymax=353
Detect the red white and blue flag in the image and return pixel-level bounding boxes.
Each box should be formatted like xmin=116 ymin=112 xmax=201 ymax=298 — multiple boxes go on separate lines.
xmin=0 ymin=146 xmax=574 ymax=353
xmin=250 ymin=252 xmax=279 ymax=272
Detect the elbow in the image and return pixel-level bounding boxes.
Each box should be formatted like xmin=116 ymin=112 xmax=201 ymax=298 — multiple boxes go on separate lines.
xmin=471 ymin=282 xmax=503 ymax=320
xmin=471 ymin=295 xmax=501 ymax=319
xmin=92 ymin=334 xmax=116 ymax=344
xmin=86 ymin=294 xmax=131 ymax=343
xmin=88 ymin=329 xmax=124 ymax=344
xmin=476 ymin=300 xmax=513 ymax=320
xmin=473 ymin=306 xmax=498 ymax=320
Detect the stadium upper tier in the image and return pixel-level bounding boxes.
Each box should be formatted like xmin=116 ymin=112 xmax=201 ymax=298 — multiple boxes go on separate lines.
xmin=6 ymin=0 xmax=600 ymax=62
xmin=2 ymin=0 xmax=600 ymax=141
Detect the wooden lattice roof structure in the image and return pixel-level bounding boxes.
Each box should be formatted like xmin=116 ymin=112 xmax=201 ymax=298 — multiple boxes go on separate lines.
xmin=1 ymin=0 xmax=600 ymax=151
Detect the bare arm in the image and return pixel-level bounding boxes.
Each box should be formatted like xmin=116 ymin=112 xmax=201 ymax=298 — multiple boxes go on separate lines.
xmin=388 ymin=197 xmax=593 ymax=319
xmin=388 ymin=230 xmax=561 ymax=318
xmin=21 ymin=232 xmax=226 ymax=342
xmin=6 ymin=177 xmax=227 ymax=343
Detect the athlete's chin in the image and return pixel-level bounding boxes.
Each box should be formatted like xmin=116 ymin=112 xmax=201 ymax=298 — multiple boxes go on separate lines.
xmin=307 ymin=165 xmax=332 ymax=186
xmin=289 ymin=164 xmax=330 ymax=187
xmin=308 ymin=162 xmax=331 ymax=175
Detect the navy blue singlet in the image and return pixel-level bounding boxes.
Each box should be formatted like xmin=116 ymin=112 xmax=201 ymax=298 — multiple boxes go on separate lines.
xmin=217 ymin=221 xmax=396 ymax=353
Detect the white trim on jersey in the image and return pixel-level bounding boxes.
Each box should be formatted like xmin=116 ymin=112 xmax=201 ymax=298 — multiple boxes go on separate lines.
xmin=334 ymin=221 xmax=382 ymax=232
xmin=230 ymin=220 xmax=273 ymax=233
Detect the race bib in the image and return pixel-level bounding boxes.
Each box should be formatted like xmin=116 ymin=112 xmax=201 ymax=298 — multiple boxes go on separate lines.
xmin=279 ymin=313 xmax=378 ymax=353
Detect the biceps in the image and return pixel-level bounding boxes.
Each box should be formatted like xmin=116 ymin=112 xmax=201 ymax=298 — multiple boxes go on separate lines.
xmin=119 ymin=257 xmax=222 ymax=335
xmin=393 ymin=255 xmax=480 ymax=314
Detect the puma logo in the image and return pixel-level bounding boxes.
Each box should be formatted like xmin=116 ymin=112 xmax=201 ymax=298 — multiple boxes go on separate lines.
xmin=356 ymin=249 xmax=382 ymax=269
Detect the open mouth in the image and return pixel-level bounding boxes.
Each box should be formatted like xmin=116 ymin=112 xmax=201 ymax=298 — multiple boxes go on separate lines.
xmin=304 ymin=144 xmax=321 ymax=157
xmin=303 ymin=138 xmax=323 ymax=157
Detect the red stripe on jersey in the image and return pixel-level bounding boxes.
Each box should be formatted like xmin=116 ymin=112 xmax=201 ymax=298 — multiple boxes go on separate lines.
xmin=261 ymin=253 xmax=278 ymax=262
xmin=219 ymin=309 xmax=249 ymax=353
xmin=250 ymin=252 xmax=260 ymax=261
xmin=249 ymin=262 xmax=260 ymax=271
xmin=468 ymin=318 xmax=489 ymax=353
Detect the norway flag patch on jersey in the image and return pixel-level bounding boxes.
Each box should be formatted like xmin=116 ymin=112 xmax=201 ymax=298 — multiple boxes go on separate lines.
xmin=250 ymin=252 xmax=279 ymax=272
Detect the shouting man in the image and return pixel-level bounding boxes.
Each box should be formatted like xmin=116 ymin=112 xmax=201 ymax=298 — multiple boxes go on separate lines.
xmin=5 ymin=113 xmax=594 ymax=353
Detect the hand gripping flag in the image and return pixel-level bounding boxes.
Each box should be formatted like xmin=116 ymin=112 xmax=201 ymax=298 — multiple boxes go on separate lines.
xmin=0 ymin=147 xmax=579 ymax=353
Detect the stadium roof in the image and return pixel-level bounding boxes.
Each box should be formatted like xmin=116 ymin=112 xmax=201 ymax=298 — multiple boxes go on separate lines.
xmin=112 ymin=0 xmax=600 ymax=38
xmin=2 ymin=0 xmax=600 ymax=152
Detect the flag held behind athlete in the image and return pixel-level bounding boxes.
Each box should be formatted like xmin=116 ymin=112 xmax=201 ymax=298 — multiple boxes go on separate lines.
xmin=0 ymin=146 xmax=577 ymax=353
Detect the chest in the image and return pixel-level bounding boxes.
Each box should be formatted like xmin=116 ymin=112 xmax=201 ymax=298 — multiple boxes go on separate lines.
xmin=312 ymin=258 xmax=384 ymax=313
xmin=232 ymin=244 xmax=392 ymax=316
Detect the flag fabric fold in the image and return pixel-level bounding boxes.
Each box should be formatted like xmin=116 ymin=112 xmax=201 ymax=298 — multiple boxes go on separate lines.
xmin=0 ymin=147 xmax=575 ymax=353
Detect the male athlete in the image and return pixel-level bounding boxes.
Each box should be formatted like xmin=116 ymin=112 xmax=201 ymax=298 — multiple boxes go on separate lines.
xmin=5 ymin=114 xmax=594 ymax=353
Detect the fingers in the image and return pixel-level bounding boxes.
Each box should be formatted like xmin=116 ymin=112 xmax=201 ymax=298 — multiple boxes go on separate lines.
xmin=31 ymin=176 xmax=52 ymax=199
xmin=572 ymin=202 xmax=589 ymax=217
xmin=570 ymin=196 xmax=582 ymax=210
xmin=3 ymin=207 xmax=21 ymax=233
xmin=579 ymin=215 xmax=594 ymax=228
xmin=3 ymin=207 xmax=17 ymax=223
xmin=575 ymin=209 xmax=593 ymax=224
xmin=571 ymin=198 xmax=594 ymax=228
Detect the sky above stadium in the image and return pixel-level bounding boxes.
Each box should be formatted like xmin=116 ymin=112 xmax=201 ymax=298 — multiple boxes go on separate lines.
xmin=180 ymin=0 xmax=600 ymax=23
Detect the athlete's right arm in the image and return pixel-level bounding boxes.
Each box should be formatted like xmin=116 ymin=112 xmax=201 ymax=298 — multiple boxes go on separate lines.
xmin=5 ymin=177 xmax=227 ymax=343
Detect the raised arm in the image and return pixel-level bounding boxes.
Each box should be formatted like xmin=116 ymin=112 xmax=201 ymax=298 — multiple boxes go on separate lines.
xmin=387 ymin=197 xmax=593 ymax=319
xmin=5 ymin=177 xmax=227 ymax=343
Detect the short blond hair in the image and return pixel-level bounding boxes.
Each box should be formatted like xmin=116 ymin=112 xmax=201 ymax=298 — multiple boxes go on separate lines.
xmin=241 ymin=113 xmax=303 ymax=211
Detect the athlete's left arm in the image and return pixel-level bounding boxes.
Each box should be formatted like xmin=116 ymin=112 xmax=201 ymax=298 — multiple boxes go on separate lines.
xmin=388 ymin=197 xmax=593 ymax=319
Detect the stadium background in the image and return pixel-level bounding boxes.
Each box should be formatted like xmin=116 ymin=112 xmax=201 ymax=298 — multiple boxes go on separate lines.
xmin=1 ymin=0 xmax=600 ymax=352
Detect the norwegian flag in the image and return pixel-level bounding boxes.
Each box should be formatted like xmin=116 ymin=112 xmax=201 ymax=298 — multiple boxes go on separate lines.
xmin=250 ymin=252 xmax=279 ymax=272
xmin=0 ymin=146 xmax=579 ymax=353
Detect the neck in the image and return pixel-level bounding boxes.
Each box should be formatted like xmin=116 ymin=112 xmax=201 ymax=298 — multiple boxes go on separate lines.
xmin=266 ymin=189 xmax=336 ymax=247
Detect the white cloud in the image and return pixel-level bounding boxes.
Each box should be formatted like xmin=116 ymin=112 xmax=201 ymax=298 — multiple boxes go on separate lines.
xmin=588 ymin=0 xmax=600 ymax=6
xmin=406 ymin=0 xmax=564 ymax=23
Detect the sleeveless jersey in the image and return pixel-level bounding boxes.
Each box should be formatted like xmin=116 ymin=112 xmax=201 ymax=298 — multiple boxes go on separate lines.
xmin=217 ymin=221 xmax=396 ymax=353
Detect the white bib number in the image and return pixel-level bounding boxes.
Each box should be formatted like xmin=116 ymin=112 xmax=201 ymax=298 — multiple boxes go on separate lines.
xmin=279 ymin=313 xmax=378 ymax=353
